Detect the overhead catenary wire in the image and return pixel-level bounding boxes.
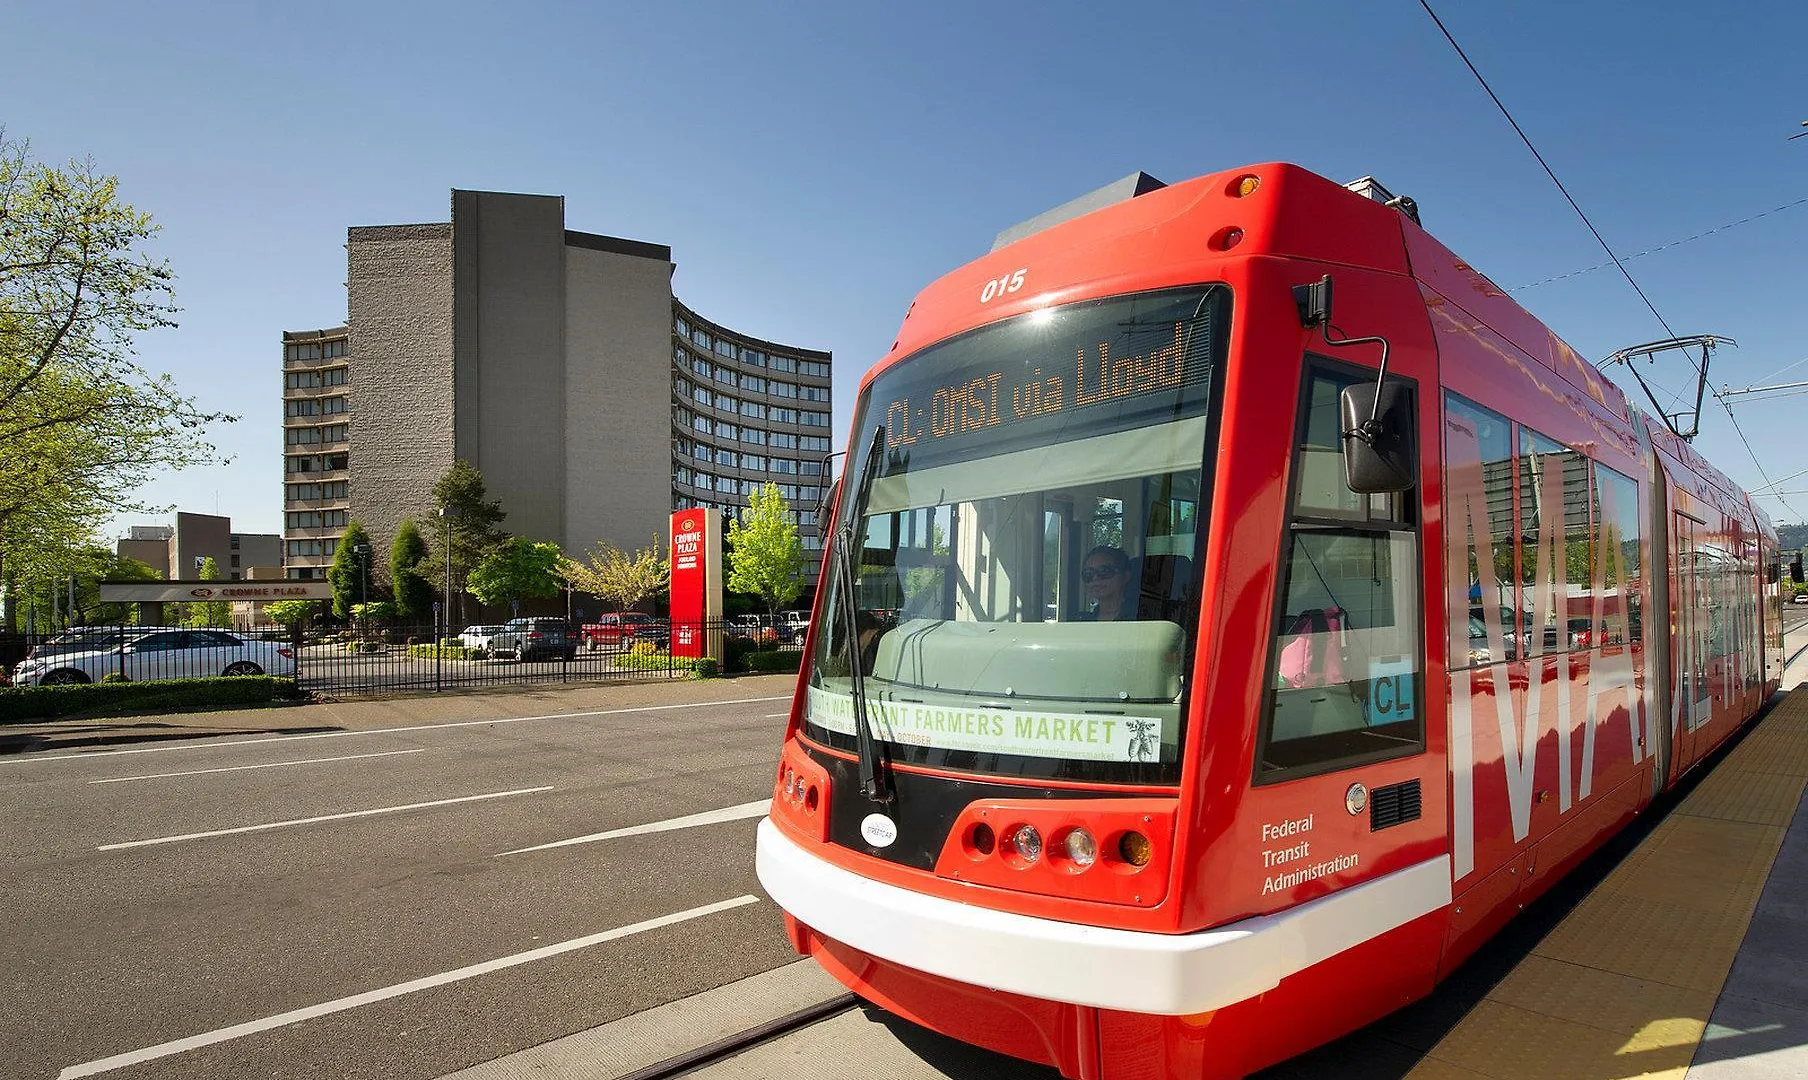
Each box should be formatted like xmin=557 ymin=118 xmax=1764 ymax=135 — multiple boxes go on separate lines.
xmin=1417 ymin=1 xmax=1806 ymax=524
xmin=1510 ymin=196 xmax=1808 ymax=292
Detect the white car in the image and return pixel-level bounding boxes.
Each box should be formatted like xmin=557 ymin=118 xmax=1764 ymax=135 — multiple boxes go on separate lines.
xmin=458 ymin=624 xmax=507 ymax=653
xmin=13 ymin=629 xmax=297 ymax=686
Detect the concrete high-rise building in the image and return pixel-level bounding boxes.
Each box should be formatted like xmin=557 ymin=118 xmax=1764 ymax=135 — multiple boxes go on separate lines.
xmin=280 ymin=327 xmax=351 ymax=579
xmin=292 ymin=190 xmax=831 ymax=590
xmin=116 ymin=514 xmax=281 ymax=581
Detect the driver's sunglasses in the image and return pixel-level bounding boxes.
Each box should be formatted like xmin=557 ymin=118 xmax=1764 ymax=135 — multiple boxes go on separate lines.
xmin=1081 ymin=564 xmax=1122 ymax=583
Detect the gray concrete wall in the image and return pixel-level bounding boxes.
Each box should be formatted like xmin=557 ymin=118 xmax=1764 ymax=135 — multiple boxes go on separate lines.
xmin=116 ymin=538 xmax=172 ymax=579
xmin=564 ymin=243 xmax=676 ymax=558
xmin=347 ymin=223 xmax=455 ymax=563
xmin=173 ymin=512 xmax=231 ymax=580
xmin=233 ymin=533 xmax=284 ymax=578
xmin=453 ymin=192 xmax=567 ymax=548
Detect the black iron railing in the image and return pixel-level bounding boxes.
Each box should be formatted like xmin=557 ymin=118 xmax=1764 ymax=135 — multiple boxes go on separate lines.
xmin=2 ymin=620 xmax=804 ymax=696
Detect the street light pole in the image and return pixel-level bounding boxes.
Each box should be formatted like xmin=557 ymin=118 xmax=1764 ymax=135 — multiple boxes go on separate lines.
xmin=354 ymin=542 xmax=370 ymax=610
xmin=439 ymin=506 xmax=455 ymax=642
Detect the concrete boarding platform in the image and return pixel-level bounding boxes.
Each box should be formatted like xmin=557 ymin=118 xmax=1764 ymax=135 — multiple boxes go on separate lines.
xmin=1400 ymin=688 xmax=1808 ymax=1080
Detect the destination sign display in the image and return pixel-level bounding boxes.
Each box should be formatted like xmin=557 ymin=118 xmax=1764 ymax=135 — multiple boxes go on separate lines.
xmin=865 ymin=288 xmax=1223 ymax=467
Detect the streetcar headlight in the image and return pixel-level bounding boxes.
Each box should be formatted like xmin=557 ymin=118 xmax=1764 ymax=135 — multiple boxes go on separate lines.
xmin=1009 ymin=824 xmax=1043 ymax=863
xmin=1063 ymin=828 xmax=1097 ymax=867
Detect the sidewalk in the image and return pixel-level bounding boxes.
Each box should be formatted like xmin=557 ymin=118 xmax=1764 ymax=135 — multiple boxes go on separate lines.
xmin=0 ymin=673 xmax=800 ymax=757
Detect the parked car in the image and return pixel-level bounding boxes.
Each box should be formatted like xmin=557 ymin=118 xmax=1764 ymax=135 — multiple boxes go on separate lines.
xmin=581 ymin=613 xmax=669 ymax=650
xmin=26 ymin=625 xmax=179 ymax=659
xmin=458 ymin=624 xmax=508 ymax=655
xmin=491 ymin=618 xmax=579 ymax=661
xmin=729 ymin=614 xmax=795 ymax=645
xmin=12 ymin=629 xmax=296 ymax=686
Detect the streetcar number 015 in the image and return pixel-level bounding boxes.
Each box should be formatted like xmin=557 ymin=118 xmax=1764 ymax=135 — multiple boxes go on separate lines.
xmin=980 ymin=268 xmax=1027 ymax=304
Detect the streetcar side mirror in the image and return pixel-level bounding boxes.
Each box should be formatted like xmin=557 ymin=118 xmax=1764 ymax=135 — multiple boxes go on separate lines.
xmin=1340 ymin=382 xmax=1417 ymax=493
xmin=1793 ymin=553 xmax=1804 ymax=583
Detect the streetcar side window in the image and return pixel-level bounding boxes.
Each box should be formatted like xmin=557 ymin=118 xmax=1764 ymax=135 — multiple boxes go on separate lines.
xmin=1257 ymin=365 xmax=1424 ymax=782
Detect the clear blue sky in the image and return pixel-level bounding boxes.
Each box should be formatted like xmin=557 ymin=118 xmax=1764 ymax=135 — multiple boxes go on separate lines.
xmin=4 ymin=1 xmax=1804 ymax=537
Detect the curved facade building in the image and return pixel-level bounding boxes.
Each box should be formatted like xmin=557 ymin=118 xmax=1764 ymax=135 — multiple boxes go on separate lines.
xmin=284 ymin=189 xmax=831 ymax=593
xmin=671 ymin=301 xmax=832 ymax=567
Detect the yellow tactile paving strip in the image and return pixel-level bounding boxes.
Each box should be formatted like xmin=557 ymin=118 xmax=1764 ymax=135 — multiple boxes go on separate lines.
xmin=1404 ymin=690 xmax=1808 ymax=1080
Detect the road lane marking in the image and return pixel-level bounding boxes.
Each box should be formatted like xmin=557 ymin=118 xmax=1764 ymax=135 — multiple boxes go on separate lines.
xmin=55 ymin=894 xmax=761 ymax=1079
xmin=496 ymin=799 xmax=771 ymax=856
xmin=87 ymin=748 xmax=428 ymax=785
xmin=98 ymin=786 xmax=554 ymax=850
xmin=6 ymin=694 xmax=790 ymax=766
xmin=764 ymin=712 xmax=789 ymax=718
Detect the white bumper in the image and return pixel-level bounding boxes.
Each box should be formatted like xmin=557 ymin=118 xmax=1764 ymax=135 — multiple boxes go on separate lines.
xmin=756 ymin=817 xmax=1450 ymax=1016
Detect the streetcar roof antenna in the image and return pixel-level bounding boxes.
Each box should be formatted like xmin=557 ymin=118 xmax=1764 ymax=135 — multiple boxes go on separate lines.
xmin=991 ymin=172 xmax=1166 ymax=252
xmin=1599 ymin=334 xmax=1736 ymax=442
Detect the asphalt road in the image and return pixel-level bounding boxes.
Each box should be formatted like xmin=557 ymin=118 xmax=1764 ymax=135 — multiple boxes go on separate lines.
xmin=0 ymin=676 xmax=805 ymax=1080
xmin=8 ymin=621 xmax=1808 ymax=1080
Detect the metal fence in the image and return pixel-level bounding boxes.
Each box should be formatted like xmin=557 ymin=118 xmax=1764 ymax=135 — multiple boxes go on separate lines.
xmin=1 ymin=620 xmax=805 ymax=696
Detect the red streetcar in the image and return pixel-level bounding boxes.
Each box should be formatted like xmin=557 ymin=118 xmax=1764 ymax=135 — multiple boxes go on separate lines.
xmin=756 ymin=163 xmax=1783 ymax=1079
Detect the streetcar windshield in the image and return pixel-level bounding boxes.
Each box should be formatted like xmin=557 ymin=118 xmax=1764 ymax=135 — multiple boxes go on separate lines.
xmin=806 ymin=287 xmax=1227 ymax=785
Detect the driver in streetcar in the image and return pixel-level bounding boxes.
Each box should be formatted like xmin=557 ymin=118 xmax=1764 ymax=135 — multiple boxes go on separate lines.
xmin=1080 ymin=545 xmax=1133 ymax=621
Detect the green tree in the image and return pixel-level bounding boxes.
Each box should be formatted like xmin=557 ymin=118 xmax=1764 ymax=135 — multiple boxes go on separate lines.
xmin=560 ymin=536 xmax=669 ymax=613
xmin=422 ymin=460 xmax=508 ymax=615
xmin=264 ymin=599 xmax=320 ymax=628
xmin=14 ymin=548 xmax=160 ymax=628
xmin=0 ymin=133 xmax=231 ymax=616
xmin=389 ymin=519 xmax=433 ymax=620
xmin=466 ymin=537 xmax=563 ymax=609
xmin=727 ymin=483 xmax=805 ymax=616
xmin=328 ymin=521 xmax=373 ymax=619
xmin=181 ymin=557 xmax=231 ymax=628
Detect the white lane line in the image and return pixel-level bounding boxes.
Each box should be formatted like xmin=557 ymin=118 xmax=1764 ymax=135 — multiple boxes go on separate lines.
xmin=56 ymin=894 xmax=760 ymax=1080
xmin=88 ymin=748 xmax=429 ymax=785
xmin=764 ymin=712 xmax=789 ymax=718
xmin=98 ymin=786 xmax=554 ymax=851
xmin=7 ymin=694 xmax=789 ymax=766
xmin=496 ymin=799 xmax=772 ymax=856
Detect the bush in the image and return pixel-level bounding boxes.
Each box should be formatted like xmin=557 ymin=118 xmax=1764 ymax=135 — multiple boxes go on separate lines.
xmin=100 ymin=672 xmax=129 ymax=684
xmin=406 ymin=643 xmax=474 ymax=661
xmin=0 ymin=677 xmax=302 ymax=723
xmin=629 ymin=639 xmax=661 ymax=657
xmin=611 ymin=651 xmax=716 ymax=677
xmin=745 ymin=649 xmax=802 ymax=674
xmin=724 ymin=635 xmax=759 ymax=673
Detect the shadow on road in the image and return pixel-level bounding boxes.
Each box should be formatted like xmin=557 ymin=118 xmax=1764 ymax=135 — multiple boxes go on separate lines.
xmin=0 ymin=722 xmax=344 ymax=756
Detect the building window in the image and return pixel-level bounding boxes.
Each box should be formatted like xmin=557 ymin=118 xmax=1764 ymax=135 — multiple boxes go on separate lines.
xmin=772 ymin=407 xmax=799 ymax=425
xmin=772 ymin=381 xmax=799 ymax=398
xmin=770 ymin=355 xmax=798 ymax=373
xmin=800 ymin=360 xmax=831 ymax=378
xmin=801 ymin=411 xmax=830 ymax=427
xmin=741 ymin=348 xmax=767 ymax=367
xmin=741 ymin=375 xmax=766 ymax=394
xmin=739 ymin=401 xmax=767 ymax=420
xmin=742 ymin=430 xmax=767 ymax=446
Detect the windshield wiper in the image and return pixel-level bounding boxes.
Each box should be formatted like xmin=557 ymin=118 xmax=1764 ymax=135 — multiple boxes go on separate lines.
xmin=837 ymin=424 xmax=893 ymax=804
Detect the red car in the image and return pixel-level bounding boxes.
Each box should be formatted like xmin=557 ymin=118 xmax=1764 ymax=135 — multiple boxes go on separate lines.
xmin=581 ymin=613 xmax=669 ymax=650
